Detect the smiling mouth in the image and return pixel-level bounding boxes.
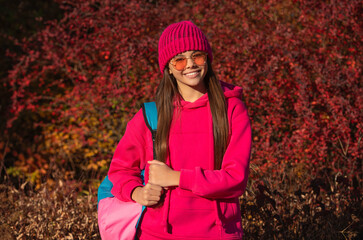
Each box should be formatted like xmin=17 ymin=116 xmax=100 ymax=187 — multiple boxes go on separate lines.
xmin=184 ymin=70 xmax=201 ymax=77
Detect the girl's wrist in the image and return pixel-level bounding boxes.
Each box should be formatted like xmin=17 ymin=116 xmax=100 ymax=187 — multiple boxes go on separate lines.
xmin=131 ymin=186 xmax=142 ymax=203
xmin=171 ymin=170 xmax=181 ymax=186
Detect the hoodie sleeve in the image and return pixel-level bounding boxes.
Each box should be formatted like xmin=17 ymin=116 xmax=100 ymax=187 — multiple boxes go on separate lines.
xmin=179 ymin=100 xmax=251 ymax=199
xmin=108 ymin=110 xmax=148 ymax=202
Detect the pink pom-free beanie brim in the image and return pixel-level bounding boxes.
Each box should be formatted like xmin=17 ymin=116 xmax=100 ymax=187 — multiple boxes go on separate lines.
xmin=158 ymin=21 xmax=213 ymax=74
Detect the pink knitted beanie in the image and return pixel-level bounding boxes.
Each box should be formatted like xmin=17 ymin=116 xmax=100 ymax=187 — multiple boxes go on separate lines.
xmin=158 ymin=21 xmax=213 ymax=74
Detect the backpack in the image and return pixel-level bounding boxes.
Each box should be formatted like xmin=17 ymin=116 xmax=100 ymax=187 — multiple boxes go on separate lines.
xmin=97 ymin=102 xmax=157 ymax=240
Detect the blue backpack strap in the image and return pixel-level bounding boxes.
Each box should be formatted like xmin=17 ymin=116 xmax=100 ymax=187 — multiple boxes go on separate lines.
xmin=142 ymin=102 xmax=158 ymax=159
xmin=142 ymin=102 xmax=158 ymax=131
xmin=136 ymin=101 xmax=157 ymax=231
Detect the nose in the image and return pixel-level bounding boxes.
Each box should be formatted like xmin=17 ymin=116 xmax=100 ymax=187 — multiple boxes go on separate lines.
xmin=185 ymin=57 xmax=196 ymax=68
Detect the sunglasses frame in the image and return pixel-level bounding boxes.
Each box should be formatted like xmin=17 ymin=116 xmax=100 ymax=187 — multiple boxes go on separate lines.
xmin=169 ymin=51 xmax=208 ymax=71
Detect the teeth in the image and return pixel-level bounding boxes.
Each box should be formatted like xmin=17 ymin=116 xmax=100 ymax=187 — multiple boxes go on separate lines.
xmin=185 ymin=72 xmax=199 ymax=76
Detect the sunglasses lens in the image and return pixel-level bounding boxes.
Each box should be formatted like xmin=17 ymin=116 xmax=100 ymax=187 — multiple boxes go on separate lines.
xmin=175 ymin=60 xmax=187 ymax=71
xmin=193 ymin=53 xmax=207 ymax=65
xmin=173 ymin=57 xmax=187 ymax=71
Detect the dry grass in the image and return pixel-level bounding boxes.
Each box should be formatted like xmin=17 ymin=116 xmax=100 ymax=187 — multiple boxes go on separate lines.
xmin=0 ymin=183 xmax=99 ymax=240
xmin=240 ymin=184 xmax=362 ymax=240
xmin=0 ymin=177 xmax=361 ymax=240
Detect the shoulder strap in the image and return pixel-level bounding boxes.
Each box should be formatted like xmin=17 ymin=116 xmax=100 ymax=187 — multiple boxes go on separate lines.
xmin=142 ymin=102 xmax=158 ymax=131
xmin=141 ymin=102 xmax=158 ymax=159
xmin=137 ymin=102 xmax=158 ymax=228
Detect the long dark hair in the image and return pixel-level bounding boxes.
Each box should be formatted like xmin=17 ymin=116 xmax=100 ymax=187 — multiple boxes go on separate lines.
xmin=155 ymin=59 xmax=229 ymax=169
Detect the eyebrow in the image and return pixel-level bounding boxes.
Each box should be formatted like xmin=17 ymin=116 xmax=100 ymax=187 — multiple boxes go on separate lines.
xmin=174 ymin=51 xmax=200 ymax=57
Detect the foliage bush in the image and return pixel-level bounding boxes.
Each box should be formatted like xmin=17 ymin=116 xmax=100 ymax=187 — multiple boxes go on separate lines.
xmin=1 ymin=0 xmax=362 ymax=238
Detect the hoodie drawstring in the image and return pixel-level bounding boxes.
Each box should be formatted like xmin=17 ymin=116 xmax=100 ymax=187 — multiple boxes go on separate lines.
xmin=162 ymin=154 xmax=172 ymax=234
xmin=214 ymin=200 xmax=223 ymax=225
xmin=214 ymin=200 xmax=223 ymax=238
xmin=162 ymin=189 xmax=171 ymax=233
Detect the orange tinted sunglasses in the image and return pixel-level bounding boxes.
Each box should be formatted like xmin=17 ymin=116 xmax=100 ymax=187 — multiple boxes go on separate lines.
xmin=170 ymin=51 xmax=207 ymax=71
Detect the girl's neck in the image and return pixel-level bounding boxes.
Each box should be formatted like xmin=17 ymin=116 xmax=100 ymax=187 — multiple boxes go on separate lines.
xmin=178 ymin=84 xmax=207 ymax=103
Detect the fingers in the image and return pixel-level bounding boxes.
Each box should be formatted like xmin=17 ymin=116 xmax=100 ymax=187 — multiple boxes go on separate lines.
xmin=148 ymin=168 xmax=159 ymax=185
xmin=148 ymin=161 xmax=172 ymax=187
xmin=140 ymin=183 xmax=163 ymax=206
xmin=148 ymin=183 xmax=163 ymax=191
xmin=148 ymin=163 xmax=159 ymax=184
xmin=148 ymin=160 xmax=165 ymax=166
xmin=144 ymin=183 xmax=162 ymax=198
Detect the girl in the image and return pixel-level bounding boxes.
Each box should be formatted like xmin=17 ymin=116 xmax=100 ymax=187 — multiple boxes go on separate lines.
xmin=108 ymin=20 xmax=251 ymax=239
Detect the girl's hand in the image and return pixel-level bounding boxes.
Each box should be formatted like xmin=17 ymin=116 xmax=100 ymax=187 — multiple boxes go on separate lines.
xmin=148 ymin=160 xmax=180 ymax=187
xmin=131 ymin=183 xmax=163 ymax=207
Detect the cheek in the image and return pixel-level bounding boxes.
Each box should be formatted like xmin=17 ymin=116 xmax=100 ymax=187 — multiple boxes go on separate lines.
xmin=169 ymin=66 xmax=179 ymax=77
xmin=171 ymin=70 xmax=183 ymax=81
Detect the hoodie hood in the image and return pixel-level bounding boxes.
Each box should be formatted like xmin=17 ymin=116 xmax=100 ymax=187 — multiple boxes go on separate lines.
xmin=178 ymin=81 xmax=243 ymax=109
xmin=220 ymin=81 xmax=243 ymax=99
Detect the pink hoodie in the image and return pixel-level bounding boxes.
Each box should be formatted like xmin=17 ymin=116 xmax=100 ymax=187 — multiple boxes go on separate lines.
xmin=108 ymin=81 xmax=251 ymax=239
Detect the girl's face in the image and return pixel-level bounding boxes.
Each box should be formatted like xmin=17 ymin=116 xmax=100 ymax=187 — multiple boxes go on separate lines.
xmin=168 ymin=50 xmax=208 ymax=100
